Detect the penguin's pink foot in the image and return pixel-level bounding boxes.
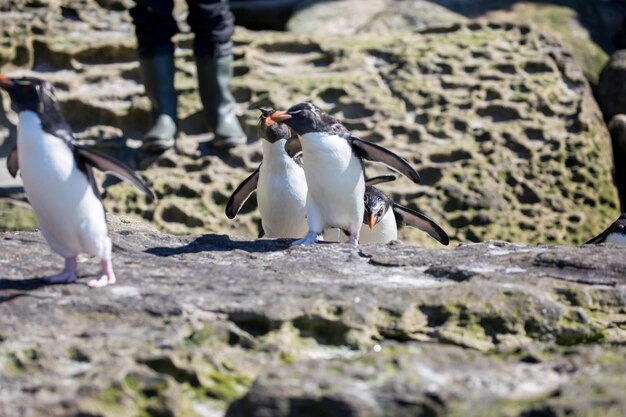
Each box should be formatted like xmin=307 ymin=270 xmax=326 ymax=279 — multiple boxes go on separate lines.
xmin=88 ymin=274 xmax=116 ymax=288
xmin=291 ymin=231 xmax=319 ymax=246
xmin=347 ymin=233 xmax=359 ymax=246
xmin=88 ymin=259 xmax=116 ymax=288
xmin=45 ymin=257 xmax=78 ymax=283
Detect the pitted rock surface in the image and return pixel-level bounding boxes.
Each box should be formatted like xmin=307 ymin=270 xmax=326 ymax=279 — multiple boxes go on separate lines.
xmin=1 ymin=220 xmax=625 ymax=417
xmin=0 ymin=1 xmax=620 ymax=245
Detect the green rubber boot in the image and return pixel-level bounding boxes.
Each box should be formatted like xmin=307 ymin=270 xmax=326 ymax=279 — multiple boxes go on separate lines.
xmin=139 ymin=54 xmax=177 ymax=151
xmin=196 ymin=54 xmax=247 ymax=149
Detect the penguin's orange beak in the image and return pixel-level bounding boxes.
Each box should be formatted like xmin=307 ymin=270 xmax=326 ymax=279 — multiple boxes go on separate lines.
xmin=263 ymin=116 xmax=275 ymax=127
xmin=0 ymin=75 xmax=13 ymax=88
xmin=270 ymin=110 xmax=291 ymax=123
xmin=368 ymin=214 xmax=376 ymax=230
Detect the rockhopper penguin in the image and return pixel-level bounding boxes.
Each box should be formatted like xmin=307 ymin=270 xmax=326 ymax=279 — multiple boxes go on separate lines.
xmin=226 ymin=108 xmax=308 ymax=238
xmin=585 ymin=213 xmax=626 ymax=245
xmin=362 ymin=184 xmax=449 ymax=245
xmin=0 ymin=75 xmax=154 ymax=287
xmin=226 ymin=118 xmax=400 ymax=240
xmin=270 ymin=102 xmax=421 ymax=246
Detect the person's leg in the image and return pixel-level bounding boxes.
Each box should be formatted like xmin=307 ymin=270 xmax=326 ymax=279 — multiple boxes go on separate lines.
xmin=130 ymin=0 xmax=179 ymax=151
xmin=188 ymin=0 xmax=247 ymax=149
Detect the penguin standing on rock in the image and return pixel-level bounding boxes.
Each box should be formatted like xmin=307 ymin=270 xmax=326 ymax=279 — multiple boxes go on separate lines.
xmin=361 ymin=182 xmax=449 ymax=245
xmin=226 ymin=108 xmax=308 ymax=238
xmin=270 ymin=102 xmax=421 ymax=246
xmin=0 ymin=75 xmax=154 ymax=287
xmin=226 ymin=118 xmax=400 ymax=240
xmin=585 ymin=213 xmax=626 ymax=245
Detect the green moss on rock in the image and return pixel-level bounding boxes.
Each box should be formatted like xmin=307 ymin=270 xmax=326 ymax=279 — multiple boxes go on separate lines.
xmin=0 ymin=200 xmax=36 ymax=232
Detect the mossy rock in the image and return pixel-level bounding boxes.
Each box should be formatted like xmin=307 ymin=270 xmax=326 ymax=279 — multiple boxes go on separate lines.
xmin=0 ymin=3 xmax=620 ymax=246
xmin=0 ymin=199 xmax=36 ymax=232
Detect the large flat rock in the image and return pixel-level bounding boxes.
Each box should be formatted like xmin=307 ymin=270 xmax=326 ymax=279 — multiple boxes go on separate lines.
xmin=1 ymin=222 xmax=624 ymax=416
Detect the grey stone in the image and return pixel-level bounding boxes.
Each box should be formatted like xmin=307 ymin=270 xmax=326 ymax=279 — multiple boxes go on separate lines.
xmin=0 ymin=221 xmax=625 ymax=416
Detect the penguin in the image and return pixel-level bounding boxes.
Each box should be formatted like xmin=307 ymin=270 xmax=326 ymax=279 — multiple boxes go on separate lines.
xmin=320 ymin=174 xmax=397 ymax=243
xmin=227 ymin=110 xmax=397 ymax=240
xmin=361 ymin=184 xmax=449 ymax=245
xmin=269 ymin=102 xmax=420 ymax=245
xmin=226 ymin=108 xmax=308 ymax=238
xmin=0 ymin=75 xmax=154 ymax=287
xmin=585 ymin=213 xmax=626 ymax=245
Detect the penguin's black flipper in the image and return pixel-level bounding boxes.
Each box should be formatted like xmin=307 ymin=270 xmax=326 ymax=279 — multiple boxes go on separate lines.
xmin=349 ymin=136 xmax=421 ymax=184
xmin=585 ymin=214 xmax=626 ymax=244
xmin=76 ymin=157 xmax=103 ymax=199
xmin=585 ymin=230 xmax=608 ymax=244
xmin=74 ymin=145 xmax=155 ymax=202
xmin=225 ymin=167 xmax=260 ymax=219
xmin=6 ymin=147 xmax=18 ymax=178
xmin=365 ymin=174 xmax=397 ymax=186
xmin=392 ymin=203 xmax=449 ymax=245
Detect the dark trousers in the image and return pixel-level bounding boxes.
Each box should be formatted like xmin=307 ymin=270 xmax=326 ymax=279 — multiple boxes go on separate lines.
xmin=130 ymin=0 xmax=235 ymax=58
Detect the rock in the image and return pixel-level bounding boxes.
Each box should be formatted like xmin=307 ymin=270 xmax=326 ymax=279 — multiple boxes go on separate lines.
xmin=358 ymin=0 xmax=467 ymax=34
xmin=597 ymin=50 xmax=626 ymax=119
xmin=0 ymin=2 xmax=620 ymax=246
xmin=227 ymin=344 xmax=626 ymax=417
xmin=423 ymin=1 xmax=616 ymax=84
xmin=607 ymin=114 xmax=626 ymax=210
xmin=0 ymin=199 xmax=35 ymax=231
xmin=286 ymin=0 xmax=465 ymax=36
xmin=231 ymin=0 xmax=300 ymax=31
xmin=0 ymin=93 xmax=17 ymax=159
xmin=289 ymin=1 xmax=618 ymax=84
xmin=1 ymin=226 xmax=625 ymax=416
xmin=287 ymin=0 xmax=389 ymax=36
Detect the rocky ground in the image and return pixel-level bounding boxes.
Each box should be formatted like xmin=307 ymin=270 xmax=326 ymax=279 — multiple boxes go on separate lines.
xmin=0 ymin=216 xmax=625 ymax=417
xmin=1 ymin=3 xmax=625 ymax=416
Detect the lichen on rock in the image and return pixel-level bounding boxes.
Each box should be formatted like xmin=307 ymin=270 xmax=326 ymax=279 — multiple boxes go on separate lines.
xmin=1 ymin=227 xmax=625 ymax=416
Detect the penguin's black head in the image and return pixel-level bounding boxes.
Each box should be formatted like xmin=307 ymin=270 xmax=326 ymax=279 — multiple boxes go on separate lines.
xmin=0 ymin=75 xmax=57 ymax=115
xmin=270 ymin=102 xmax=334 ymax=136
xmin=257 ymin=107 xmax=290 ymax=143
xmin=364 ymin=186 xmax=391 ymax=230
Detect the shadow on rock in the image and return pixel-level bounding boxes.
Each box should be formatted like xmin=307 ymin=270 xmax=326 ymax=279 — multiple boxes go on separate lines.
xmin=145 ymin=233 xmax=292 ymax=256
xmin=0 ymin=277 xmax=52 ymax=291
xmin=0 ymin=278 xmax=62 ymax=304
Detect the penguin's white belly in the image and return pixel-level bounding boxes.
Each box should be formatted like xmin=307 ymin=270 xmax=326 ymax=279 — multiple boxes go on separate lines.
xmin=605 ymin=233 xmax=626 ymax=246
xmin=257 ymin=162 xmax=308 ymax=238
xmin=359 ymin=210 xmax=398 ymax=244
xmin=301 ymin=133 xmax=365 ymax=231
xmin=18 ymin=114 xmax=107 ymax=258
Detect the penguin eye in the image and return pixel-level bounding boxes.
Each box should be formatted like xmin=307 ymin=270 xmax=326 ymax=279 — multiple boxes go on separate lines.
xmin=377 ymin=208 xmax=383 ymax=217
xmin=291 ymin=110 xmax=304 ymax=119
